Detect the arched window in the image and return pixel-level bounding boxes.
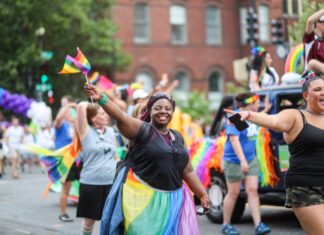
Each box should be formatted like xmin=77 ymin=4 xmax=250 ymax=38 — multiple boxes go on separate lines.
xmin=170 ymin=5 xmax=187 ymax=45
xmin=205 ymin=6 xmax=222 ymax=45
xmin=134 ymin=3 xmax=150 ymax=44
xmin=208 ymin=71 xmax=223 ymax=110
xmin=135 ymin=71 xmax=153 ymax=91
xmin=174 ymin=71 xmax=190 ymax=92
xmin=209 ymin=71 xmax=222 ymax=92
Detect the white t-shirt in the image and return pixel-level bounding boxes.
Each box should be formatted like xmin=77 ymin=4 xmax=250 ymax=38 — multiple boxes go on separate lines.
xmin=249 ymin=66 xmax=279 ymax=91
xmin=37 ymin=128 xmax=55 ymax=150
xmin=20 ymin=133 xmax=34 ymax=153
xmin=5 ymin=126 xmax=24 ymax=149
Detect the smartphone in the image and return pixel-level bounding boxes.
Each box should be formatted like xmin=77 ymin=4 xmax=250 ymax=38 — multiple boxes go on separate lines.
xmin=229 ymin=113 xmax=249 ymax=131
xmin=196 ymin=207 xmax=212 ymax=215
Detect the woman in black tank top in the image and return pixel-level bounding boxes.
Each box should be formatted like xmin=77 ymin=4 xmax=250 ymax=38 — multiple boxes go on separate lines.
xmin=224 ymin=75 xmax=324 ymax=235
xmin=84 ymin=86 xmax=211 ymax=234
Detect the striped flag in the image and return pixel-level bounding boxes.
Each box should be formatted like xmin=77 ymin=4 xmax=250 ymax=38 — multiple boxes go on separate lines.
xmin=58 ymin=47 xmax=91 ymax=76
xmin=89 ymin=71 xmax=100 ymax=84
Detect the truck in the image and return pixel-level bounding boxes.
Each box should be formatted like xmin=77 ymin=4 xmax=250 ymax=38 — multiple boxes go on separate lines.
xmin=193 ymin=84 xmax=304 ymax=223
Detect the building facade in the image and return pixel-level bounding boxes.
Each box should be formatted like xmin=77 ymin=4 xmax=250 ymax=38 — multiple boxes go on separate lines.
xmin=112 ymin=0 xmax=308 ymax=98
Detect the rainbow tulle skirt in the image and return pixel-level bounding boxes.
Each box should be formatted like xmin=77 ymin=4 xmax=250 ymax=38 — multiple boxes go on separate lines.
xmin=100 ymin=167 xmax=200 ymax=235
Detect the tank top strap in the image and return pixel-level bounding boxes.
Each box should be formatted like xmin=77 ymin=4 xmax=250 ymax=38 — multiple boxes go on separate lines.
xmin=299 ymin=110 xmax=307 ymax=126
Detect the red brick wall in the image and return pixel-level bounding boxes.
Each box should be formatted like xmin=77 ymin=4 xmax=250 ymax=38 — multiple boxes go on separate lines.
xmin=112 ymin=0 xmax=292 ymax=91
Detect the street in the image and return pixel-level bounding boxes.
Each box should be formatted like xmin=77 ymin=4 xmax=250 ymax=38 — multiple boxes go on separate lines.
xmin=0 ymin=165 xmax=305 ymax=235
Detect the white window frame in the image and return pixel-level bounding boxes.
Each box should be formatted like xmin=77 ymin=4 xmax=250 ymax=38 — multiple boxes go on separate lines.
xmin=169 ymin=5 xmax=188 ymax=45
xmin=135 ymin=71 xmax=154 ymax=91
xmin=258 ymin=5 xmax=270 ymax=43
xmin=205 ymin=6 xmax=222 ymax=45
xmin=239 ymin=7 xmax=248 ymax=45
xmin=134 ymin=3 xmax=150 ymax=44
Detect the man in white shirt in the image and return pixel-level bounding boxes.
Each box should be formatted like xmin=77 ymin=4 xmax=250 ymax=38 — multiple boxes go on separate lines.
xmin=5 ymin=116 xmax=24 ymax=178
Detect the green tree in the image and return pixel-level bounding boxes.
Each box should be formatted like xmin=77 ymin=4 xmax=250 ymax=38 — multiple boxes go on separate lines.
xmin=173 ymin=91 xmax=213 ymax=125
xmin=0 ymin=0 xmax=131 ymax=106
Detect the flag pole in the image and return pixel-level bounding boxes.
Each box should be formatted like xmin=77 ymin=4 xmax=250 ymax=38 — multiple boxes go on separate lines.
xmin=85 ymin=74 xmax=94 ymax=105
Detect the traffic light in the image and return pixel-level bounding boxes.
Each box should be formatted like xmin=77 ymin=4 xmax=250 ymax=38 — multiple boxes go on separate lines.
xmin=41 ymin=74 xmax=48 ymax=83
xmin=246 ymin=12 xmax=258 ymax=47
xmin=48 ymin=90 xmax=54 ymax=104
xmin=271 ymin=18 xmax=283 ymax=45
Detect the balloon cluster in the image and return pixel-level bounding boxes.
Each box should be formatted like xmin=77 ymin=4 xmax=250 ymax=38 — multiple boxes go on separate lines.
xmin=0 ymin=88 xmax=35 ymax=117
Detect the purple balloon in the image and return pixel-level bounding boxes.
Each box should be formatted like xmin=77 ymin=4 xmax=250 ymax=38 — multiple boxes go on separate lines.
xmin=1 ymin=90 xmax=9 ymax=100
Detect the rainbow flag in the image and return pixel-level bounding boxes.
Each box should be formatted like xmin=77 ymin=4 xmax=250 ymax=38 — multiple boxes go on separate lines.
xmin=89 ymin=71 xmax=100 ymax=84
xmin=74 ymin=47 xmax=91 ymax=75
xmin=27 ymin=137 xmax=82 ymax=183
xmin=58 ymin=47 xmax=91 ymax=75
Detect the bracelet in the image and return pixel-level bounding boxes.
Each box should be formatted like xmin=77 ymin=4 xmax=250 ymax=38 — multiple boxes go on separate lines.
xmin=246 ymin=111 xmax=251 ymax=120
xmin=97 ymin=93 xmax=109 ymax=106
xmin=200 ymin=195 xmax=210 ymax=201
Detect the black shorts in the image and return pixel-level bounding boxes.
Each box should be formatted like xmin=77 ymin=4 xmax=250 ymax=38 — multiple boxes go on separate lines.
xmin=77 ymin=183 xmax=112 ymax=220
xmin=66 ymin=162 xmax=82 ymax=182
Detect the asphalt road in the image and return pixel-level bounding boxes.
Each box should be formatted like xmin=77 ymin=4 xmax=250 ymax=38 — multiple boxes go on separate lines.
xmin=0 ymin=165 xmax=305 ymax=235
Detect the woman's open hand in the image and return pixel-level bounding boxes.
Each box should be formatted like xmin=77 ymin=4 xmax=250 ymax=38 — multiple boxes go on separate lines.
xmin=84 ymin=83 xmax=102 ymax=101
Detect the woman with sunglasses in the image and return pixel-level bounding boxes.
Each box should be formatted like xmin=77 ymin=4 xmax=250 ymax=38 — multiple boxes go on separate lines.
xmin=84 ymin=83 xmax=210 ymax=235
xmin=225 ymin=74 xmax=324 ymax=235
xmin=75 ymin=102 xmax=119 ymax=235
xmin=221 ymin=92 xmax=271 ymax=235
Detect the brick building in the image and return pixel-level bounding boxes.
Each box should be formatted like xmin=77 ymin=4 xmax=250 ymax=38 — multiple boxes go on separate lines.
xmin=112 ymin=0 xmax=308 ymax=102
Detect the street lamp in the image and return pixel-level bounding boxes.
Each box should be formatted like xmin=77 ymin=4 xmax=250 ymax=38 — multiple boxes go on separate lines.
xmin=35 ymin=27 xmax=46 ymax=101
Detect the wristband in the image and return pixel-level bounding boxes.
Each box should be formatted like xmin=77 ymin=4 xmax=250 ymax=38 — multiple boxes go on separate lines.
xmin=97 ymin=93 xmax=109 ymax=106
xmin=246 ymin=111 xmax=251 ymax=120
xmin=200 ymin=195 xmax=210 ymax=201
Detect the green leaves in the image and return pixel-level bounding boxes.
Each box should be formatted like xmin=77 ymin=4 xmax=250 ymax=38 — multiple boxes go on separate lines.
xmin=0 ymin=0 xmax=130 ymax=102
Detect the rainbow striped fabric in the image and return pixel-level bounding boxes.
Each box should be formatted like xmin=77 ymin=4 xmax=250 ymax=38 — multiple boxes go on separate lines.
xmin=59 ymin=47 xmax=91 ymax=76
xmin=89 ymin=71 xmax=100 ymax=84
xmin=189 ymin=128 xmax=279 ymax=188
xmin=27 ymin=137 xmax=81 ymax=183
xmin=100 ymin=168 xmax=200 ymax=235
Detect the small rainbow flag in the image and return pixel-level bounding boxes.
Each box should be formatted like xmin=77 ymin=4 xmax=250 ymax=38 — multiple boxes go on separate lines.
xmin=58 ymin=47 xmax=91 ymax=76
xmin=89 ymin=71 xmax=100 ymax=84
xmin=27 ymin=137 xmax=82 ymax=183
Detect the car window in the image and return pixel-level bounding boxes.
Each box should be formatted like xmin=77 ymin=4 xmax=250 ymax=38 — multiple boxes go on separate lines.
xmin=277 ymin=93 xmax=304 ymax=112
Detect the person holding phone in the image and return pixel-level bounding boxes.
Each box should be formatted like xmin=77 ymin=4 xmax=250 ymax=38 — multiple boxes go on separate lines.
xmin=221 ymin=92 xmax=272 ymax=235
xmin=224 ymin=75 xmax=324 ymax=235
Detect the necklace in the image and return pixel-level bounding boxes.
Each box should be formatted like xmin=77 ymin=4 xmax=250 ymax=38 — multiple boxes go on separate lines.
xmin=305 ymin=109 xmax=324 ymax=116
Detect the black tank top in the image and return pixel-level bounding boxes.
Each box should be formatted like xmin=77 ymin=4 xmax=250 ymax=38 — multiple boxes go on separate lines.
xmin=286 ymin=111 xmax=324 ymax=187
xmin=131 ymin=122 xmax=189 ymax=191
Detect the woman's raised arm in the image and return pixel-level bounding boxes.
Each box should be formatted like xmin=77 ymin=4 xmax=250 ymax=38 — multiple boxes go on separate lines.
xmin=84 ymin=83 xmax=142 ymax=140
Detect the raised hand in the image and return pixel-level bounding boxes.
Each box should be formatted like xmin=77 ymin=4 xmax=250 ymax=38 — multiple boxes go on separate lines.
xmin=84 ymin=83 xmax=102 ymax=101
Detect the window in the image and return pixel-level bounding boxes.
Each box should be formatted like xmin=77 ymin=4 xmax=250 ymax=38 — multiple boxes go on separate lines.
xmin=170 ymin=5 xmax=187 ymax=45
xmin=209 ymin=72 xmax=222 ymax=92
xmin=134 ymin=3 xmax=150 ymax=43
xmin=258 ymin=5 xmax=270 ymax=43
xmin=239 ymin=7 xmax=248 ymax=45
xmin=135 ymin=72 xmax=153 ymax=91
xmin=205 ymin=6 xmax=222 ymax=45
xmin=174 ymin=71 xmax=190 ymax=92
xmin=284 ymin=0 xmax=301 ymax=16
xmin=208 ymin=71 xmax=223 ymax=110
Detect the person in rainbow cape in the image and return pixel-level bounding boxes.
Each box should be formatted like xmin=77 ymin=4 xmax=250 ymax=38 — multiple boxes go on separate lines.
xmin=302 ymin=9 xmax=324 ymax=77
xmin=84 ymin=84 xmax=210 ymax=235
xmin=249 ymin=47 xmax=280 ymax=91
xmin=221 ymin=92 xmax=272 ymax=235
xmin=224 ymin=73 xmax=324 ymax=235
